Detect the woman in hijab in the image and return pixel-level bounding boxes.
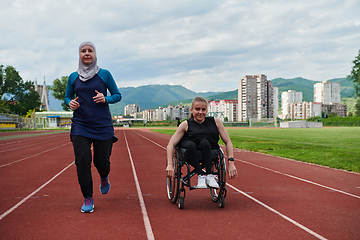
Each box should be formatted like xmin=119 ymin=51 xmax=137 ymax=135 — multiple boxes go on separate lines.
xmin=65 ymin=41 xmax=121 ymax=213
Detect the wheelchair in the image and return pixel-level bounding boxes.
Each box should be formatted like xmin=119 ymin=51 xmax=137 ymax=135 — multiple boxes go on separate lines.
xmin=166 ymin=144 xmax=227 ymax=209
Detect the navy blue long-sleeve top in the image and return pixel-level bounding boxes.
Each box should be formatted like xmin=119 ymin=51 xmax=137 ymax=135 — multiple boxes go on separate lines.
xmin=64 ymin=68 xmax=121 ymax=140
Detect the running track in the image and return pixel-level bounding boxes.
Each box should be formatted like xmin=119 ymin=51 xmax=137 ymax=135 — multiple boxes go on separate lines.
xmin=0 ymin=129 xmax=359 ymax=240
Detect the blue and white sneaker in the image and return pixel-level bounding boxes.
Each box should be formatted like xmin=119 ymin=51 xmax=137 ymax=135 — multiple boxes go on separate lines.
xmin=81 ymin=197 xmax=94 ymax=213
xmin=100 ymin=176 xmax=110 ymax=194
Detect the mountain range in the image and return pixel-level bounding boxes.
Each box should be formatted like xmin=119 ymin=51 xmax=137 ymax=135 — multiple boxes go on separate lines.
xmin=47 ymin=77 xmax=355 ymax=115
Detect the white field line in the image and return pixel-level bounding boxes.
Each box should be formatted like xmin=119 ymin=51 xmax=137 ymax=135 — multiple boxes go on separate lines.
xmin=0 ymin=143 xmax=71 ymax=168
xmin=227 ymin=183 xmax=328 ymax=240
xmin=123 ymin=131 xmax=155 ymax=240
xmin=0 ymin=162 xmax=74 ymax=221
xmin=235 ymin=158 xmax=360 ymax=199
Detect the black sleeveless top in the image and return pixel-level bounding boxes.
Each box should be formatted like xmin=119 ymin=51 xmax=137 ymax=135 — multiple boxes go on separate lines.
xmin=182 ymin=117 xmax=219 ymax=149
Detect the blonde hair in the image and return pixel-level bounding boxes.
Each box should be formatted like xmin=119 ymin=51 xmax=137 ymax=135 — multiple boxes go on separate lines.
xmin=190 ymin=97 xmax=208 ymax=118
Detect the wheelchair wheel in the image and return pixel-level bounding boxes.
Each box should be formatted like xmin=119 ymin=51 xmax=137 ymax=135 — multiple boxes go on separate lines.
xmin=210 ymin=153 xmax=226 ymax=202
xmin=166 ymin=153 xmax=180 ymax=203
xmin=178 ymin=196 xmax=184 ymax=209
xmin=219 ymin=195 xmax=225 ymax=208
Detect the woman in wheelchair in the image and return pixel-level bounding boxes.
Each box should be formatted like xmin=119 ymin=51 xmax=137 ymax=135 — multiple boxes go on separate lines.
xmin=166 ymin=97 xmax=238 ymax=189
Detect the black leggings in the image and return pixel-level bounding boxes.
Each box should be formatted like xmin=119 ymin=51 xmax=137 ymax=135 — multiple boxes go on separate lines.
xmin=181 ymin=139 xmax=212 ymax=175
xmin=71 ymin=135 xmax=113 ymax=198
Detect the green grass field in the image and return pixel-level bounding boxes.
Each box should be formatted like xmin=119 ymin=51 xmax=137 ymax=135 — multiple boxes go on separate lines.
xmin=151 ymin=127 xmax=360 ymax=173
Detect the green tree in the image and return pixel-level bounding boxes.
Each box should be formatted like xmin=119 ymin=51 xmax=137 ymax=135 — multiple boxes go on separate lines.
xmin=328 ymin=112 xmax=337 ymax=118
xmin=0 ymin=95 xmax=9 ymax=113
xmin=0 ymin=65 xmax=41 ymax=115
xmin=354 ymin=101 xmax=360 ymax=116
xmin=50 ymin=76 xmax=69 ymax=111
xmin=348 ymin=49 xmax=360 ymax=116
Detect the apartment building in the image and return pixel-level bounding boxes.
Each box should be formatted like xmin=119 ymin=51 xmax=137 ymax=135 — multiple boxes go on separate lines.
xmin=267 ymin=81 xmax=278 ymax=118
xmin=124 ymin=104 xmax=141 ymax=116
xmin=238 ymin=74 xmax=277 ymax=121
xmin=322 ymin=103 xmax=347 ymax=117
xmin=288 ymin=101 xmax=322 ymax=120
xmin=313 ymin=81 xmax=346 ymax=116
xmin=142 ymin=105 xmax=190 ymax=122
xmin=303 ymin=102 xmax=322 ymax=119
xmin=281 ymin=90 xmax=303 ymax=118
xmin=208 ymin=100 xmax=238 ymax=122
xmin=314 ymin=81 xmax=341 ymax=104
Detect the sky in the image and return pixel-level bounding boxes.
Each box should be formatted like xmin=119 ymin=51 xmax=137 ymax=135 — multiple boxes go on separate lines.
xmin=1 ymin=0 xmax=360 ymax=93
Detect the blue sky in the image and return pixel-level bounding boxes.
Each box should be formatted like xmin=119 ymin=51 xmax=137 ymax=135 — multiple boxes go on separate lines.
xmin=1 ymin=0 xmax=359 ymax=92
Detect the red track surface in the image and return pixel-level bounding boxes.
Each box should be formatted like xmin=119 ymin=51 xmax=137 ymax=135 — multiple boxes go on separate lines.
xmin=0 ymin=129 xmax=359 ymax=239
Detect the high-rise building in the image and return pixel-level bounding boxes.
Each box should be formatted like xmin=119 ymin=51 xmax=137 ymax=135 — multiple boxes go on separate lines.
xmin=238 ymin=74 xmax=277 ymax=121
xmin=314 ymin=81 xmax=341 ymax=104
xmin=267 ymin=81 xmax=278 ymax=118
xmin=281 ymin=90 xmax=302 ymax=118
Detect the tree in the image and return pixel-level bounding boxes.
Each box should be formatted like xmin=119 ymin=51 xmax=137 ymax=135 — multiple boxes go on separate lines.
xmin=348 ymin=49 xmax=360 ymax=116
xmin=328 ymin=112 xmax=337 ymax=118
xmin=354 ymin=101 xmax=360 ymax=116
xmin=0 ymin=95 xmax=9 ymax=113
xmin=51 ymin=76 xmax=69 ymax=111
xmin=0 ymin=65 xmax=41 ymax=115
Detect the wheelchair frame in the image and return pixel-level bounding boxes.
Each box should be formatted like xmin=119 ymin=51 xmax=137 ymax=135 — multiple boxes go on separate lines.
xmin=166 ymin=145 xmax=227 ymax=209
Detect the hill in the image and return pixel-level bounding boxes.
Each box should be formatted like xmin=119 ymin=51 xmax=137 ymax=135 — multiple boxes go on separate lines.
xmin=47 ymin=77 xmax=355 ymax=115
xmin=109 ymin=84 xmax=221 ymax=115
xmin=270 ymin=77 xmax=354 ymax=102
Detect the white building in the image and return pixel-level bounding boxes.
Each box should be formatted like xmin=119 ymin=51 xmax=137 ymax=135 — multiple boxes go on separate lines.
xmin=208 ymin=100 xmax=238 ymax=122
xmin=281 ymin=90 xmax=303 ymax=118
xmin=124 ymin=104 xmax=141 ymax=116
xmin=143 ymin=105 xmax=190 ymax=122
xmin=314 ymin=81 xmax=341 ymax=104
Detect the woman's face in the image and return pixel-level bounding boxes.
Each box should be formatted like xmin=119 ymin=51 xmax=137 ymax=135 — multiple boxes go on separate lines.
xmin=191 ymin=101 xmax=208 ymax=123
xmin=80 ymin=45 xmax=95 ymax=64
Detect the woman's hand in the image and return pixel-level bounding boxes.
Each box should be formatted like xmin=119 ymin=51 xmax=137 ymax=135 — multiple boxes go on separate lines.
xmin=93 ymin=90 xmax=106 ymax=103
xmin=69 ymin=97 xmax=80 ymax=110
xmin=228 ymin=161 xmax=238 ymax=179
xmin=166 ymin=164 xmax=175 ymax=179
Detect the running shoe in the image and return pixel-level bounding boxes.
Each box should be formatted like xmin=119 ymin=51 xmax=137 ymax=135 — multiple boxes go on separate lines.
xmin=81 ymin=197 xmax=94 ymax=213
xmin=100 ymin=176 xmax=110 ymax=194
xmin=197 ymin=175 xmax=207 ymax=189
xmin=206 ymin=174 xmax=219 ymax=189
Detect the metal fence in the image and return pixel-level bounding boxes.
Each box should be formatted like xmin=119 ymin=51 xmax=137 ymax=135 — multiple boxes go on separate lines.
xmin=0 ymin=113 xmax=33 ymax=129
xmin=223 ymin=118 xmax=278 ymax=128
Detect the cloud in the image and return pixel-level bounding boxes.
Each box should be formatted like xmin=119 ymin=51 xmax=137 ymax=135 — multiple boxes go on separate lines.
xmin=1 ymin=0 xmax=359 ymax=93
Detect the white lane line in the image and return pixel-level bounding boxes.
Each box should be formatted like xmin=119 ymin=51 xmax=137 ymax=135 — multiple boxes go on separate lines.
xmin=0 ymin=139 xmax=67 ymax=153
xmin=123 ymin=131 xmax=155 ymax=240
xmin=227 ymin=183 xmax=328 ymax=240
xmin=135 ymin=131 xmax=360 ymax=199
xmin=134 ymin=131 xmax=166 ymax=150
xmin=235 ymin=158 xmax=360 ymax=199
xmin=0 ymin=142 xmax=71 ymax=168
xmin=0 ymin=162 xmax=74 ymax=221
xmin=136 ymin=133 xmax=360 ymax=199
xmin=0 ymin=132 xmax=68 ymax=146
